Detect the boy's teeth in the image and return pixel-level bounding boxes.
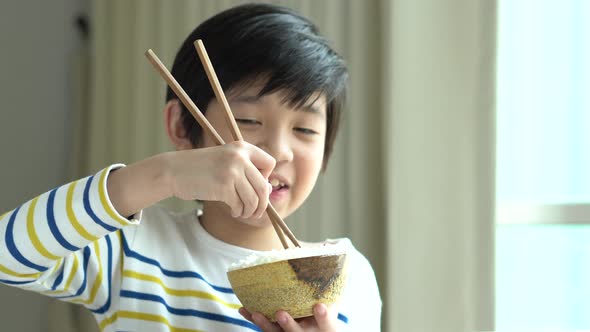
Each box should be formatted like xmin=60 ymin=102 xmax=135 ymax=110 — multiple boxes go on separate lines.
xmin=270 ymin=179 xmax=280 ymax=187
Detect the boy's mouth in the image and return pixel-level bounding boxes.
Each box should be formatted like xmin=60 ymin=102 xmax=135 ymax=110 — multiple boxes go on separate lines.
xmin=268 ymin=175 xmax=290 ymax=202
xmin=269 ymin=178 xmax=289 ymax=191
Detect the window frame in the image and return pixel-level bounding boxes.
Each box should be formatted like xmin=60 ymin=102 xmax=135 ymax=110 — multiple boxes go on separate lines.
xmin=496 ymin=203 xmax=590 ymax=225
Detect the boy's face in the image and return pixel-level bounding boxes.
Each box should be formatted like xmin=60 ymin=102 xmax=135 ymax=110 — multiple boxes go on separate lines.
xmin=201 ymin=85 xmax=327 ymax=220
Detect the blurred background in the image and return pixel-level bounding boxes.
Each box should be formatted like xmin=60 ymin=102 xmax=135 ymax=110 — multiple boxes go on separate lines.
xmin=0 ymin=0 xmax=588 ymax=331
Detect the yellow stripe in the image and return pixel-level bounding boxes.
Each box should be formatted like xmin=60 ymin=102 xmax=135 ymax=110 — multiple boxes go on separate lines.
xmin=61 ymin=254 xmax=79 ymax=291
xmin=0 ymin=212 xmax=8 ymax=221
xmin=73 ymin=241 xmax=103 ymax=305
xmin=98 ymin=168 xmax=129 ymax=226
xmin=99 ymin=311 xmax=204 ymax=332
xmin=27 ymin=197 xmax=60 ymax=261
xmin=41 ymin=259 xmax=64 ymax=290
xmin=43 ymin=254 xmax=79 ymax=295
xmin=0 ymin=263 xmax=41 ymax=279
xmin=49 ymin=258 xmax=63 ymax=275
xmin=123 ymin=270 xmax=241 ymax=309
xmin=0 ymin=259 xmax=59 ymax=285
xmin=66 ymin=181 xmax=98 ymax=241
xmin=98 ymin=311 xmax=119 ymax=331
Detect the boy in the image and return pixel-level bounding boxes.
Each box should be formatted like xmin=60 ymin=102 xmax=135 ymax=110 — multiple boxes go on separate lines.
xmin=0 ymin=3 xmax=381 ymax=331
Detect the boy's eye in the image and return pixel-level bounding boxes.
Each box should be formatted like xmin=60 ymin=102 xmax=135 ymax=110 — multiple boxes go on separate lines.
xmin=235 ymin=118 xmax=261 ymax=125
xmin=294 ymin=127 xmax=318 ymax=135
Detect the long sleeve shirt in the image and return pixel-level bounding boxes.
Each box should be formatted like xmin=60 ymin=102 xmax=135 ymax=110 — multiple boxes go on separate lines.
xmin=0 ymin=165 xmax=382 ymax=331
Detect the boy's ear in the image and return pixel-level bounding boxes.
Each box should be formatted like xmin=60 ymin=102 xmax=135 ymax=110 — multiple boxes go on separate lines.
xmin=164 ymin=100 xmax=193 ymax=150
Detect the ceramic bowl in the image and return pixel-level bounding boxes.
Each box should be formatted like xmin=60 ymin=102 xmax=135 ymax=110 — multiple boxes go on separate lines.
xmin=227 ymin=253 xmax=347 ymax=321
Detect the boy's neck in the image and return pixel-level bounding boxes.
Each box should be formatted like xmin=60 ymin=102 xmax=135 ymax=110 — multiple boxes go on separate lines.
xmin=199 ymin=202 xmax=286 ymax=251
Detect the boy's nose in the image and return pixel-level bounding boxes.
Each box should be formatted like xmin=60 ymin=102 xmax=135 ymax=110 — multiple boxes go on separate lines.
xmin=258 ymin=133 xmax=293 ymax=164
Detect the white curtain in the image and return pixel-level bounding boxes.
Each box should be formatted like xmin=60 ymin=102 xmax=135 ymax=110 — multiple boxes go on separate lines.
xmin=49 ymin=1 xmax=496 ymax=331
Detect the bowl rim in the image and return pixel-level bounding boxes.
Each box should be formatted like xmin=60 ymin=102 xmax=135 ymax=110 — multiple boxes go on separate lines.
xmin=227 ymin=252 xmax=347 ymax=273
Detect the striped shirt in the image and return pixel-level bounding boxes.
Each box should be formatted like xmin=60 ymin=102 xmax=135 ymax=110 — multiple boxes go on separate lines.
xmin=0 ymin=165 xmax=382 ymax=331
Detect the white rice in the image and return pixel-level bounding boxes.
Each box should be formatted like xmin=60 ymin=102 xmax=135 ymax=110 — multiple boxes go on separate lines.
xmin=228 ymin=240 xmax=349 ymax=271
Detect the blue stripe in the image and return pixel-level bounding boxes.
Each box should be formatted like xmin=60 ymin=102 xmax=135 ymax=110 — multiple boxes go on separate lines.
xmin=5 ymin=206 xmax=47 ymax=272
xmin=84 ymin=175 xmax=117 ymax=232
xmin=120 ymin=232 xmax=234 ymax=294
xmin=120 ymin=290 xmax=259 ymax=331
xmin=337 ymin=312 xmax=348 ymax=323
xmin=54 ymin=246 xmax=90 ymax=299
xmin=47 ymin=189 xmax=80 ymax=251
xmin=91 ymin=234 xmax=113 ymax=314
xmin=0 ymin=278 xmax=36 ymax=285
xmin=50 ymin=261 xmax=65 ymax=290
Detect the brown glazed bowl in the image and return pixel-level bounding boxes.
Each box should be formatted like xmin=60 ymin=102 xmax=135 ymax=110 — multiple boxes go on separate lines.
xmin=227 ymin=253 xmax=348 ymax=321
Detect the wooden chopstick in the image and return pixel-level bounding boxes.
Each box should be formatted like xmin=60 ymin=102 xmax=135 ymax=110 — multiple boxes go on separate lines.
xmin=194 ymin=39 xmax=301 ymax=249
xmin=145 ymin=49 xmax=224 ymax=145
xmin=193 ymin=40 xmax=243 ymax=142
xmin=145 ymin=48 xmax=300 ymax=249
xmin=269 ymin=211 xmax=289 ymax=250
xmin=266 ymin=204 xmax=300 ymax=248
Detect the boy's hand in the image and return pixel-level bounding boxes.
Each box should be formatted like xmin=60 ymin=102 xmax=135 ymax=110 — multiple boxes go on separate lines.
xmin=164 ymin=141 xmax=276 ymax=219
xmin=239 ymin=304 xmax=338 ymax=332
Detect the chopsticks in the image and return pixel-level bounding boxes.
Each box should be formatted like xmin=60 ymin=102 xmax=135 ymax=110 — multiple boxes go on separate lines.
xmin=145 ymin=43 xmax=301 ymax=249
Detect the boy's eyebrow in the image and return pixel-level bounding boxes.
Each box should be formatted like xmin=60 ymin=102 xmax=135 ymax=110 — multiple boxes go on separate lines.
xmin=229 ymin=95 xmax=325 ymax=118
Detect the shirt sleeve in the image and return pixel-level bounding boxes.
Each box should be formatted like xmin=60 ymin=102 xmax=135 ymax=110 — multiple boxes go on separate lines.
xmin=0 ymin=164 xmax=140 ymax=313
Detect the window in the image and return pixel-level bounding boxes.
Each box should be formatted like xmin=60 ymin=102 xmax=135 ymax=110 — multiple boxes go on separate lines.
xmin=496 ymin=0 xmax=590 ymax=330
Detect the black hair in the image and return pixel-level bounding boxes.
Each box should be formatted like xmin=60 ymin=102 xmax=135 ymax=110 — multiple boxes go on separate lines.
xmin=165 ymin=3 xmax=348 ymax=170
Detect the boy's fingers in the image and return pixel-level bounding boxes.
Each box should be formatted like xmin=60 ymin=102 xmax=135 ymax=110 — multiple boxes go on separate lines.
xmin=227 ymin=185 xmax=244 ymax=218
xmin=248 ymin=144 xmax=276 ymax=179
xmin=251 ymin=312 xmax=282 ymax=332
xmin=235 ymin=176 xmax=258 ymax=218
xmin=238 ymin=307 xmax=253 ymax=322
xmin=313 ymin=303 xmax=336 ymax=331
xmin=245 ymin=165 xmax=270 ymax=218
xmin=275 ymin=311 xmax=303 ymax=332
